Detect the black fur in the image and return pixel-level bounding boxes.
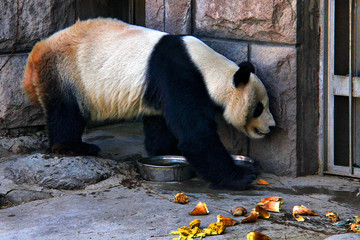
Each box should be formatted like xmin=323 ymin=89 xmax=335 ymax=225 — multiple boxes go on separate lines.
xmin=42 ymin=65 xmax=99 ymax=156
xmin=233 ymin=61 xmax=255 ymax=88
xmin=253 ymin=102 xmax=264 ymax=118
xmin=143 ymin=115 xmax=180 ymax=155
xmin=144 ymin=35 xmax=258 ymax=190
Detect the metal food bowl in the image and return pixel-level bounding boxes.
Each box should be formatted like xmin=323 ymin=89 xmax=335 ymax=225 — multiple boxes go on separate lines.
xmin=137 ymin=155 xmax=254 ymax=182
xmin=137 ymin=156 xmax=196 ymax=182
xmin=232 ymin=155 xmax=255 ymax=166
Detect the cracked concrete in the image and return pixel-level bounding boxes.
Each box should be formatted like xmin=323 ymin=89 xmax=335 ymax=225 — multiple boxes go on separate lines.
xmin=0 ymin=122 xmax=360 ymax=239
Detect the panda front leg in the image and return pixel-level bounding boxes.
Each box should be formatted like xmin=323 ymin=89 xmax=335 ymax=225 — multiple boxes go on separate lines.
xmin=143 ymin=115 xmax=181 ymax=156
xmin=164 ymin=109 xmax=258 ymax=190
xmin=45 ymin=94 xmax=100 ymax=156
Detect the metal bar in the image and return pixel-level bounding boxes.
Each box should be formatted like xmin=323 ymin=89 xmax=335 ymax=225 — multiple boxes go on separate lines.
xmin=328 ymin=0 xmax=335 ymax=172
xmin=349 ymin=0 xmax=354 ymax=174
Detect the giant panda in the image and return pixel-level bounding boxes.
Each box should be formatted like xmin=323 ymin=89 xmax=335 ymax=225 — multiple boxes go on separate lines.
xmin=22 ymin=18 xmax=275 ymax=190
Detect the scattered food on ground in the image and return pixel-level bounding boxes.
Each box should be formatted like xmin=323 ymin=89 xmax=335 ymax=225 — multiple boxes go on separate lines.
xmin=241 ymin=209 xmax=259 ymax=223
xmin=257 ymin=200 xmax=281 ymax=212
xmin=326 ymin=211 xmax=339 ymax=222
xmin=189 ymin=201 xmax=209 ymax=215
xmin=247 ymin=231 xmax=271 ymax=240
xmin=174 ymin=192 xmax=189 ymax=204
xmin=169 ymin=219 xmax=226 ymax=240
xmin=189 ymin=219 xmax=201 ymax=229
xmin=348 ymin=223 xmax=360 ymax=233
xmin=203 ymin=222 xmax=226 ymax=236
xmin=292 ymin=205 xmax=318 ymax=222
xmin=257 ymin=197 xmax=283 ymax=213
xmin=255 ymin=205 xmax=270 ymax=219
xmin=230 ymin=206 xmax=247 ymax=216
xmin=259 ymin=197 xmax=283 ymax=204
xmin=217 ymin=215 xmax=238 ymax=226
xmin=257 ymin=179 xmax=270 ymax=185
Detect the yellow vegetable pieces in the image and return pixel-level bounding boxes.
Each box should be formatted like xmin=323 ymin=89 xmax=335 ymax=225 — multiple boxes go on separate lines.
xmin=203 ymin=222 xmax=226 ymax=235
xmin=169 ymin=219 xmax=226 ymax=240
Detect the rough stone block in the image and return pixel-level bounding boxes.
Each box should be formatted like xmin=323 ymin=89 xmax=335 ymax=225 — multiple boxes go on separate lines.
xmin=3 ymin=154 xmax=125 ymax=190
xmin=194 ymin=0 xmax=296 ymax=44
xmin=7 ymin=190 xmax=53 ymax=205
xmin=0 ymin=132 xmax=48 ymax=155
xmin=145 ymin=0 xmax=165 ymax=31
xmin=0 ymin=54 xmax=45 ymax=129
xmin=0 ymin=0 xmax=76 ymax=52
xmin=203 ymin=39 xmax=248 ymax=64
xmin=165 ymin=0 xmax=191 ymax=34
xmin=249 ymin=44 xmax=297 ymax=176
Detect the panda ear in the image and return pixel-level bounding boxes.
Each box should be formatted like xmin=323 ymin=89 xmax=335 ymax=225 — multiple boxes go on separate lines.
xmin=233 ymin=61 xmax=255 ymax=88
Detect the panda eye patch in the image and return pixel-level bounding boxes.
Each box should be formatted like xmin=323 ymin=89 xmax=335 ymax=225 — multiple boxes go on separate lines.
xmin=253 ymin=102 xmax=264 ymax=118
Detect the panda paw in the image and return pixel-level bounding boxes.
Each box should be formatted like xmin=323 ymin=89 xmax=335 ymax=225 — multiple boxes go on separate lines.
xmin=50 ymin=142 xmax=100 ymax=156
xmin=209 ymin=165 xmax=259 ymax=190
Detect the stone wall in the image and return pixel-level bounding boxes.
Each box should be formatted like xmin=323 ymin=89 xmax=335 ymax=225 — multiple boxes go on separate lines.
xmin=0 ymin=0 xmax=76 ymax=132
xmin=146 ymin=0 xmax=301 ymax=176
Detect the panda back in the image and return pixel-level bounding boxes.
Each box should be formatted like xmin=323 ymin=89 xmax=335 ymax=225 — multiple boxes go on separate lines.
xmin=51 ymin=18 xmax=167 ymax=120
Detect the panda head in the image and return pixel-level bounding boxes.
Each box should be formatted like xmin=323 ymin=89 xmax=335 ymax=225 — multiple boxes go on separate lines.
xmin=223 ymin=62 xmax=275 ymax=139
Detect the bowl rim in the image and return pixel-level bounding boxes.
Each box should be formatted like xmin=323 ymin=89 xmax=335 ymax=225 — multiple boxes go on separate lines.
xmin=137 ymin=155 xmax=189 ymax=169
xmin=137 ymin=154 xmax=254 ymax=168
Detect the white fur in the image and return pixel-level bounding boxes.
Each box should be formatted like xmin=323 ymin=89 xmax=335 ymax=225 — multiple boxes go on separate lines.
xmin=75 ymin=19 xmax=166 ymax=120
xmin=183 ymin=36 xmax=239 ymax=107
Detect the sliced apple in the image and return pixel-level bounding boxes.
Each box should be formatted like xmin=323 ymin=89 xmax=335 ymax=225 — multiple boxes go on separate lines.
xmin=293 ymin=205 xmax=317 ymax=216
xmin=258 ymin=201 xmax=281 ymax=212
xmin=247 ymin=231 xmax=271 ymax=240
xmin=241 ymin=209 xmax=258 ymax=223
xmin=260 ymin=197 xmax=283 ymax=204
xmin=217 ymin=215 xmax=238 ymax=226
xmin=256 ymin=205 xmax=270 ymax=219
xmin=189 ymin=201 xmax=209 ymax=215
xmin=231 ymin=206 xmax=247 ymax=216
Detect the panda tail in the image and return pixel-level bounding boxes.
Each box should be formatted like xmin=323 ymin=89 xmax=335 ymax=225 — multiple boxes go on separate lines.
xmin=22 ymin=41 xmax=49 ymax=105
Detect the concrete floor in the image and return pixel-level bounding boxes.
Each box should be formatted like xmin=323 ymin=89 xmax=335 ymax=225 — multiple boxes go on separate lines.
xmin=1 ymin=123 xmax=360 ymax=240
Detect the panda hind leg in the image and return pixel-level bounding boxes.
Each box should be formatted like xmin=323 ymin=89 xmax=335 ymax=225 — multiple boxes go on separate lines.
xmin=143 ymin=115 xmax=181 ymax=156
xmin=45 ymin=94 xmax=100 ymax=156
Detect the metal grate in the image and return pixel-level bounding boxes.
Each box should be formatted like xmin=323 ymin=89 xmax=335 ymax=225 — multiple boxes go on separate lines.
xmin=327 ymin=0 xmax=360 ymax=177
